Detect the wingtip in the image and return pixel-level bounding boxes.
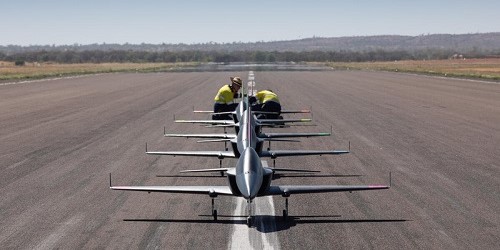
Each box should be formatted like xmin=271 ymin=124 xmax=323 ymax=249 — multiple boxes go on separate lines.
xmin=389 ymin=171 xmax=392 ymax=188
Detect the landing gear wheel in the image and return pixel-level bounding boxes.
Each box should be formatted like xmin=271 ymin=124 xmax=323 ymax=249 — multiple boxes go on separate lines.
xmin=219 ymin=159 xmax=224 ymax=176
xmin=213 ymin=209 xmax=218 ymax=221
xmin=211 ymin=197 xmax=218 ymax=220
xmin=283 ymin=197 xmax=289 ymax=220
xmin=246 ymin=216 xmax=252 ymax=227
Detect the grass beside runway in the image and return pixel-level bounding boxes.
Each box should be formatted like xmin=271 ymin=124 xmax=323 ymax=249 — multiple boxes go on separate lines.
xmin=0 ymin=61 xmax=199 ymax=81
xmin=325 ymin=58 xmax=500 ymax=81
xmin=2 ymin=58 xmax=500 ymax=82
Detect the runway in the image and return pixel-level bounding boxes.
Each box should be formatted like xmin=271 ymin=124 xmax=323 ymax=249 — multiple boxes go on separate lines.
xmin=0 ymin=70 xmax=499 ymax=248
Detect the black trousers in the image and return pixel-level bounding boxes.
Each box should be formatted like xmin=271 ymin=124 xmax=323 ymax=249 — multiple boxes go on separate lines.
xmin=252 ymin=101 xmax=281 ymax=119
xmin=213 ymin=103 xmax=238 ymax=120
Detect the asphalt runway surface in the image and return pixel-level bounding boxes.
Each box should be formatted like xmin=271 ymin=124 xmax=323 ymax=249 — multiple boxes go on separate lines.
xmin=1 ymin=71 xmax=499 ymax=249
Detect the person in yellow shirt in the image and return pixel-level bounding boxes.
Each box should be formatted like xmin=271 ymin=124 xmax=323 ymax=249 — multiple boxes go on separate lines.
xmin=213 ymin=76 xmax=242 ymax=120
xmin=250 ymin=89 xmax=281 ymax=119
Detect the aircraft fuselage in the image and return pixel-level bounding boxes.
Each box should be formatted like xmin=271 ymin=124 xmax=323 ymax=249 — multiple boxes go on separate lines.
xmin=226 ymin=147 xmax=273 ymax=199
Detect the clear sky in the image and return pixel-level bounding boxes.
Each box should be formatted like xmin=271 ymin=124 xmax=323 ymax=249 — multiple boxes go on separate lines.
xmin=1 ymin=0 xmax=499 ymax=46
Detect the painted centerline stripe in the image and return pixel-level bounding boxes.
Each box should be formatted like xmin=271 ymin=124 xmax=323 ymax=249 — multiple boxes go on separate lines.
xmin=228 ymin=161 xmax=280 ymax=250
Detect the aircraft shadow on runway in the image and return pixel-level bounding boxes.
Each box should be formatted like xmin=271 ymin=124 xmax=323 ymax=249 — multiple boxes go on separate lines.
xmin=123 ymin=214 xmax=408 ymax=232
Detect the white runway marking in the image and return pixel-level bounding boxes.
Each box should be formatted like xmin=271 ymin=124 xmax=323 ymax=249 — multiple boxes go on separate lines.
xmin=33 ymin=214 xmax=83 ymax=250
xmin=228 ymin=161 xmax=281 ymax=250
xmin=247 ymin=71 xmax=257 ymax=96
xmin=0 ymin=74 xmax=98 ymax=86
xmin=228 ymin=71 xmax=280 ymax=249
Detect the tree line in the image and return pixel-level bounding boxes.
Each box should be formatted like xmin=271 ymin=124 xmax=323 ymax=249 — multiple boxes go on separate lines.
xmin=1 ymin=49 xmax=498 ymax=64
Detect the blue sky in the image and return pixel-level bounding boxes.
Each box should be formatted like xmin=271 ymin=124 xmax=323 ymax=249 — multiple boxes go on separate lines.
xmin=1 ymin=0 xmax=499 ymax=46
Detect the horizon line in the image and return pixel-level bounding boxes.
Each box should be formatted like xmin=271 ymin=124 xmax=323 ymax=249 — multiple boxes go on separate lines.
xmin=2 ymin=32 xmax=499 ymax=47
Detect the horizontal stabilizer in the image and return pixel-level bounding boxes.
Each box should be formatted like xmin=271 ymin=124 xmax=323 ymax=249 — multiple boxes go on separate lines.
xmin=147 ymin=150 xmax=236 ymax=158
xmin=268 ymin=168 xmax=320 ymax=173
xmin=261 ymin=149 xmax=349 ymax=158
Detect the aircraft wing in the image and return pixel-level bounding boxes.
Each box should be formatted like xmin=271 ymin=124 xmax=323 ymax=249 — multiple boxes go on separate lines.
xmin=165 ymin=133 xmax=236 ymax=139
xmin=265 ymin=184 xmax=389 ymax=196
xmin=196 ymin=139 xmax=233 ymax=143
xmin=175 ymin=120 xmax=237 ymax=126
xmin=260 ymin=138 xmax=301 ymax=142
xmin=193 ymin=110 xmax=214 ymax=113
xmin=111 ymin=185 xmax=234 ymax=196
xmin=260 ymin=149 xmax=349 ymax=158
xmin=180 ymin=168 xmax=233 ymax=173
xmin=253 ymin=110 xmax=310 ymax=114
xmin=260 ymin=132 xmax=330 ymax=138
xmin=258 ymin=118 xmax=312 ymax=124
xmin=268 ymin=168 xmax=320 ymax=173
xmin=193 ymin=111 xmax=233 ymax=115
xmin=147 ymin=150 xmax=236 ymax=158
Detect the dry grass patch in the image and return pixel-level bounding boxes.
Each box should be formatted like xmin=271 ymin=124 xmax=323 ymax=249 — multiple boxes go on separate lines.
xmin=327 ymin=58 xmax=500 ymax=81
xmin=0 ymin=62 xmax=197 ymax=81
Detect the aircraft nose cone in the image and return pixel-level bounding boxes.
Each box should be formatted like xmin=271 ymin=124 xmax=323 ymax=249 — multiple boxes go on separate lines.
xmin=237 ymin=171 xmax=260 ymax=199
xmin=245 ymin=173 xmax=260 ymax=199
xmin=247 ymin=181 xmax=258 ymax=199
xmin=241 ymin=184 xmax=251 ymax=198
xmin=236 ymin=148 xmax=263 ymax=199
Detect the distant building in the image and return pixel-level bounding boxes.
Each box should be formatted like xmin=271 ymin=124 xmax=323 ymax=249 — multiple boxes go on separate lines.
xmin=451 ymin=54 xmax=465 ymax=60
